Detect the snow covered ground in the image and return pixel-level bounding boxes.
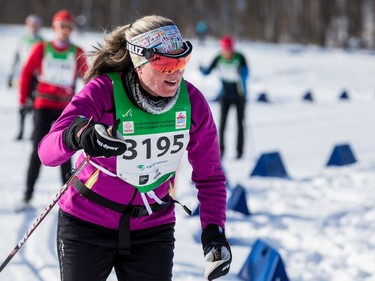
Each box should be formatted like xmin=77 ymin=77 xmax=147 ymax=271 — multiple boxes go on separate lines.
xmin=0 ymin=24 xmax=375 ymax=281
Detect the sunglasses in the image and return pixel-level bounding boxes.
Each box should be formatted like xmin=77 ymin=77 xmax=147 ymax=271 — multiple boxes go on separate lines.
xmin=126 ymin=41 xmax=193 ymax=73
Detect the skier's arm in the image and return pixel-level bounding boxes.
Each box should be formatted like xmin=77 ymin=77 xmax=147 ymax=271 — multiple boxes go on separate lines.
xmin=185 ymin=82 xmax=231 ymax=280
xmin=8 ymin=41 xmax=22 ymax=87
xmin=38 ymin=75 xmax=113 ymax=166
xmin=75 ymin=47 xmax=88 ymax=79
xmin=19 ymin=43 xmax=43 ymax=105
xmin=200 ymin=56 xmax=219 ymax=75
xmin=239 ymin=53 xmax=249 ymax=97
xmin=8 ymin=52 xmax=20 ymax=87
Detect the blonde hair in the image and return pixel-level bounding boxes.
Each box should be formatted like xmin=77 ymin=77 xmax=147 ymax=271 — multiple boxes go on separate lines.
xmin=83 ymin=15 xmax=175 ymax=83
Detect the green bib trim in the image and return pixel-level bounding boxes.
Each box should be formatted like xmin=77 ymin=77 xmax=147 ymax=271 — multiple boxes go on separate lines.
xmin=44 ymin=42 xmax=76 ymax=58
xmin=22 ymin=35 xmax=43 ymax=46
xmin=218 ymin=53 xmax=243 ymax=65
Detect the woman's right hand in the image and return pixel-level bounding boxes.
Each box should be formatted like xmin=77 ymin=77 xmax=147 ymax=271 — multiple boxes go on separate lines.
xmin=63 ymin=117 xmax=127 ymax=158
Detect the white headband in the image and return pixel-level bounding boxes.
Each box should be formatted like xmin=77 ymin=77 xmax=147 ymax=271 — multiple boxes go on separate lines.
xmin=129 ymin=25 xmax=184 ymax=68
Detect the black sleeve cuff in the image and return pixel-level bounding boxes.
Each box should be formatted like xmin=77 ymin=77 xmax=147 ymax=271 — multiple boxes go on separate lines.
xmin=201 ymin=224 xmax=226 ymax=249
xmin=63 ymin=116 xmax=89 ymax=151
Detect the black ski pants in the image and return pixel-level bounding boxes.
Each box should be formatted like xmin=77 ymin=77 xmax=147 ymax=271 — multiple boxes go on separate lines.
xmin=219 ymin=96 xmax=245 ymax=158
xmin=57 ymin=210 xmax=175 ymax=281
xmin=24 ymin=108 xmax=71 ymax=200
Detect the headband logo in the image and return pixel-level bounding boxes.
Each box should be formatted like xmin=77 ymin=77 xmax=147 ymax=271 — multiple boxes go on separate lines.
xmin=126 ymin=42 xmax=143 ymax=56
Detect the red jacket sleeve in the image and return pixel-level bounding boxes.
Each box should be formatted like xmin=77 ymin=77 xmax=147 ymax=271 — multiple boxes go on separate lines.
xmin=76 ymin=47 xmax=88 ymax=79
xmin=19 ymin=42 xmax=44 ymax=105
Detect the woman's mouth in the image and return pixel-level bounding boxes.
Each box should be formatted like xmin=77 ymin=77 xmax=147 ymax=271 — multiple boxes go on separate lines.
xmin=164 ymin=80 xmax=177 ymax=86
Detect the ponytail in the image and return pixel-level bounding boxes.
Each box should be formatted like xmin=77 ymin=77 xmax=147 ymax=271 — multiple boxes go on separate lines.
xmin=83 ymin=25 xmax=132 ymax=83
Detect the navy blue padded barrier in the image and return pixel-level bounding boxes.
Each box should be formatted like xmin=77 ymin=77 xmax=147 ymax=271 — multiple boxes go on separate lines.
xmin=238 ymin=239 xmax=289 ymax=281
xmin=227 ymin=184 xmax=251 ymax=216
xmin=250 ymin=152 xmax=289 ymax=178
xmin=326 ymin=143 xmax=357 ymax=166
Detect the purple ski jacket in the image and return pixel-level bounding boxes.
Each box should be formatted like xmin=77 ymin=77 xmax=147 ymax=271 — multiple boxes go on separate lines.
xmin=38 ymin=73 xmax=227 ymax=231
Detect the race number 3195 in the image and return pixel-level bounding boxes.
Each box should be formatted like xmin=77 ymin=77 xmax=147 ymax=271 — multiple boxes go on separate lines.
xmin=122 ymin=134 xmax=185 ymax=160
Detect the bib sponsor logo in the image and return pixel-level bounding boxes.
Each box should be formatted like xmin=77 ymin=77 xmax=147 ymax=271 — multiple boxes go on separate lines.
xmin=139 ymin=175 xmax=149 ymax=185
xmin=137 ymin=164 xmax=145 ymax=171
xmin=176 ymin=111 xmax=186 ymax=129
xmin=123 ymin=121 xmax=134 ymax=134
xmin=123 ymin=108 xmax=132 ymax=118
xmin=153 ymin=168 xmax=161 ymax=180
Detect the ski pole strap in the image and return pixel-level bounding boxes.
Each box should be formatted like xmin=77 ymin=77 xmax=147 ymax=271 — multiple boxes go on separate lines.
xmin=118 ymin=211 xmax=131 ymax=255
xmin=72 ymin=178 xmax=171 ymax=254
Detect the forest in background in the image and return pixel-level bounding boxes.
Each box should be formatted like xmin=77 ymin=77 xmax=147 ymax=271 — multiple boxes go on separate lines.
xmin=1 ymin=0 xmax=375 ymax=49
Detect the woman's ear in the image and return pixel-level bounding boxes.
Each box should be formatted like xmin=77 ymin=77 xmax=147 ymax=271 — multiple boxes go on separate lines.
xmin=135 ymin=66 xmax=142 ymax=75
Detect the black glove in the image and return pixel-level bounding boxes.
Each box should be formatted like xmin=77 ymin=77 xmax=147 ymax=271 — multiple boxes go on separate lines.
xmin=201 ymin=224 xmax=232 ymax=280
xmin=19 ymin=105 xmax=28 ymax=116
xmin=19 ymin=102 xmax=33 ymax=116
xmin=63 ymin=117 xmax=127 ymax=158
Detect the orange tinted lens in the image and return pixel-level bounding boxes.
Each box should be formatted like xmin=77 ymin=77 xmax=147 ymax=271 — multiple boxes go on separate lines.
xmin=148 ymin=53 xmax=191 ymax=73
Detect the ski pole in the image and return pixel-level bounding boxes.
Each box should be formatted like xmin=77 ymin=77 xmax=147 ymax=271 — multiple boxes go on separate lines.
xmin=0 ymin=155 xmax=91 ymax=273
